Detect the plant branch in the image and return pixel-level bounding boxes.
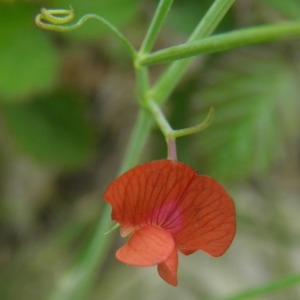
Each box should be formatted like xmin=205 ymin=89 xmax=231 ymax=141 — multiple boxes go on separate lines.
xmin=139 ymin=21 xmax=300 ymax=65
xmin=149 ymin=0 xmax=236 ymax=104
xmin=147 ymin=99 xmax=214 ymax=158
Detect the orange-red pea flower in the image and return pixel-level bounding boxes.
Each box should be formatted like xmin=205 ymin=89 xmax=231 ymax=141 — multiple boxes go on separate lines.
xmin=103 ymin=160 xmax=236 ymax=286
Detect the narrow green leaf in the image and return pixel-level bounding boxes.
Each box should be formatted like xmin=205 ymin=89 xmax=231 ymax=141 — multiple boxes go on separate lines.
xmin=167 ymin=0 xmax=234 ymax=35
xmin=139 ymin=21 xmax=300 ymax=66
xmin=140 ymin=0 xmax=173 ymax=54
xmin=2 ymin=91 xmax=95 ymax=168
xmin=151 ymin=0 xmax=236 ymax=103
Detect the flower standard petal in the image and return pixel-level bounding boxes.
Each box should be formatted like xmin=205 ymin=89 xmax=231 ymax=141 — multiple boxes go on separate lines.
xmin=103 ymin=160 xmax=196 ymax=228
xmin=116 ymin=226 xmax=175 ymax=267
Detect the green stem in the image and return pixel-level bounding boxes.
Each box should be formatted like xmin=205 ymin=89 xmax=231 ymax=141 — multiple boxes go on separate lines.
xmin=150 ymin=0 xmax=235 ymax=104
xmin=217 ymin=273 xmax=300 ymax=300
xmin=147 ymin=100 xmax=214 ymax=138
xmin=136 ymin=67 xmax=150 ymax=104
xmin=139 ymin=21 xmax=300 ymax=65
xmin=188 ymin=0 xmax=235 ymax=41
xmin=147 ymin=99 xmax=173 ymax=137
xmin=139 ymin=0 xmax=173 ymax=54
xmin=146 ymin=100 xmax=214 ymax=158
xmin=147 ymin=99 xmax=176 ymax=159
xmin=136 ymin=0 xmax=173 ymax=103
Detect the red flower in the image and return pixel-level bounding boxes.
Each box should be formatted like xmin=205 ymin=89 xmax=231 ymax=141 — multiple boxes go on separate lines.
xmin=103 ymin=160 xmax=236 ymax=286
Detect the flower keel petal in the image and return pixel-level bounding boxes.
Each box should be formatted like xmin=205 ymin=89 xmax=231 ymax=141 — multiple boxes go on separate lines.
xmin=116 ymin=226 xmax=175 ymax=267
xmin=157 ymin=247 xmax=178 ymax=286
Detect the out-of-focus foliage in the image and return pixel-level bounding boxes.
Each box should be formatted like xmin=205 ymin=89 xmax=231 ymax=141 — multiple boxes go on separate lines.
xmin=2 ymin=90 xmax=94 ymax=168
xmin=0 ymin=3 xmax=58 ymax=100
xmin=0 ymin=0 xmax=139 ymax=167
xmin=262 ymin=0 xmax=300 ymax=18
xmin=189 ymin=51 xmax=300 ymax=180
xmin=167 ymin=0 xmax=300 ymax=181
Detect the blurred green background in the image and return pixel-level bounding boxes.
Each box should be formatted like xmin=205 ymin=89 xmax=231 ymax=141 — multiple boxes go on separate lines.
xmin=0 ymin=0 xmax=300 ymax=299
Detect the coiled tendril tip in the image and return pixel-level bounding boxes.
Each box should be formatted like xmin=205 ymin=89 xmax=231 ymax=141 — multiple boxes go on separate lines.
xmin=35 ymin=6 xmax=74 ymax=30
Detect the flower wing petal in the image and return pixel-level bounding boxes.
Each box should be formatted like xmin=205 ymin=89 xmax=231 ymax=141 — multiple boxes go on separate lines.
xmin=157 ymin=247 xmax=178 ymax=286
xmin=172 ymin=175 xmax=236 ymax=257
xmin=116 ymin=226 xmax=175 ymax=267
